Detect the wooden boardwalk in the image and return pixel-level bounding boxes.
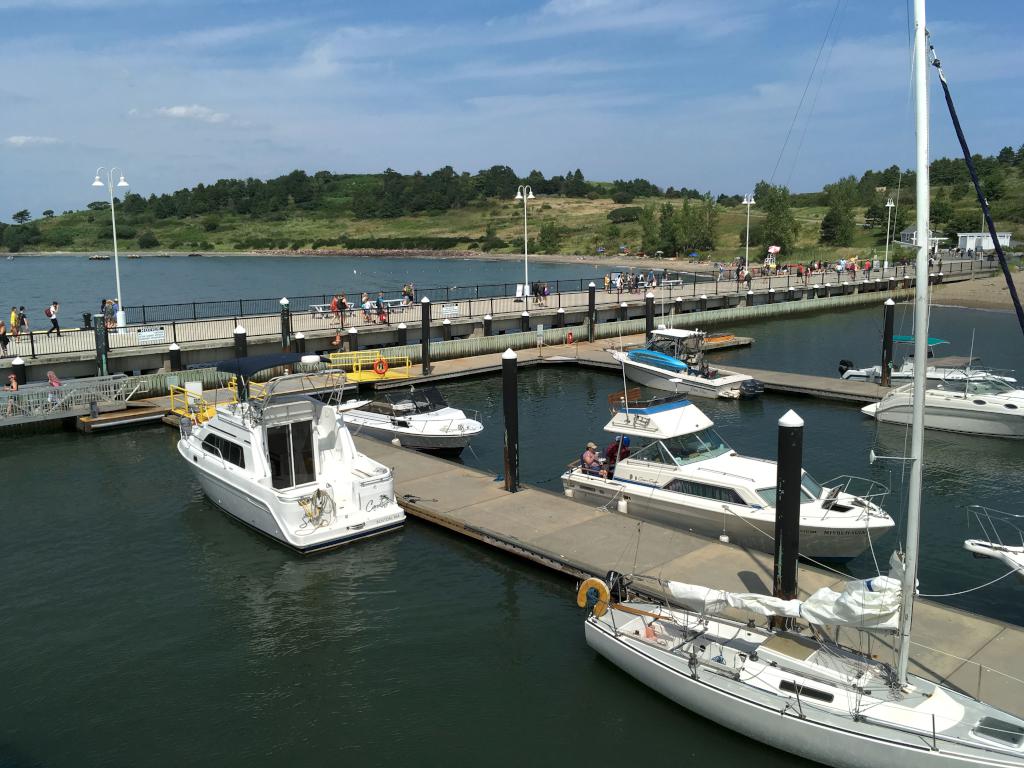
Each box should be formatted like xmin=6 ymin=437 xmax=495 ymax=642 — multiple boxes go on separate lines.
xmin=353 ymin=435 xmax=1024 ymax=719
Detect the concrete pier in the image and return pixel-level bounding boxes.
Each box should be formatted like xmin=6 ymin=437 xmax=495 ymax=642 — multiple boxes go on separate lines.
xmin=354 ymin=435 xmax=1024 ymax=720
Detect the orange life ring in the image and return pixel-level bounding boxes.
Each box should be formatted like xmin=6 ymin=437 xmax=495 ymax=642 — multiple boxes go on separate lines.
xmin=373 ymin=358 xmax=389 ymax=376
xmin=566 ymin=331 xmax=574 ymax=345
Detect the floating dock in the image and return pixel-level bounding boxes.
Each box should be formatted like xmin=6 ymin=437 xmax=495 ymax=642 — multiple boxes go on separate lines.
xmin=353 ymin=434 xmax=1024 ymax=720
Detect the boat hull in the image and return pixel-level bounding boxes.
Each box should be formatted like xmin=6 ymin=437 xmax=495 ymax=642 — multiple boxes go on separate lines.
xmin=342 ymin=418 xmax=475 ymax=453
xmin=585 ymin=618 xmax=1020 ymax=768
xmin=863 ymin=397 xmax=1024 ymax=439
xmin=615 ymin=354 xmax=755 ymax=399
xmin=564 ymin=476 xmax=886 ymax=560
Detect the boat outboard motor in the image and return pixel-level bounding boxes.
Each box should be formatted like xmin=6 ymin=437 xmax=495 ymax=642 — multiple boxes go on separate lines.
xmin=838 ymin=359 xmax=854 ymax=376
xmin=605 ymin=570 xmax=630 ymax=603
xmin=739 ymin=379 xmax=765 ymax=399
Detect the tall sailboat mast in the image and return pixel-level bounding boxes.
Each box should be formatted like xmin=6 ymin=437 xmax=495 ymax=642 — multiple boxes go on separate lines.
xmin=896 ymin=0 xmax=930 ymax=687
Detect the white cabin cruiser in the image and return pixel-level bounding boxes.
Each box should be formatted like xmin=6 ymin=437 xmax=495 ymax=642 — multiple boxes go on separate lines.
xmin=610 ymin=328 xmax=763 ymax=399
xmin=963 ymin=506 xmax=1024 ymax=582
xmin=862 ymin=376 xmax=1024 ymax=439
xmin=339 ymin=386 xmax=483 ymax=454
xmin=839 ymin=335 xmax=1015 ymax=385
xmin=177 ymin=355 xmax=405 ymax=553
xmin=562 ymin=395 xmax=893 ymax=560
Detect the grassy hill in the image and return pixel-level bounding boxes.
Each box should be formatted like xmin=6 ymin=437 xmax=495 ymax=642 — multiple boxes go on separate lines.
xmin=6 ymin=161 xmax=1024 ymax=264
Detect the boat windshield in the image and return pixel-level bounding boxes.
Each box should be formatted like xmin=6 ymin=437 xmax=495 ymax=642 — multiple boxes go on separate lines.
xmin=965 ymin=378 xmax=1016 ymax=396
xmin=755 ymin=472 xmax=825 ymax=507
xmin=632 ymin=429 xmax=732 ymax=466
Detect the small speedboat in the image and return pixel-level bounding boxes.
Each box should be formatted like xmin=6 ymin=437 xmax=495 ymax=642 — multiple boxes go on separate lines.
xmin=339 ymin=385 xmax=483 ymax=454
xmin=839 ymin=335 xmax=1015 ymax=384
xmin=862 ymin=376 xmax=1024 ymax=438
xmin=963 ymin=505 xmax=1024 ymax=582
xmin=177 ymin=355 xmax=405 ymax=553
xmin=611 ymin=328 xmax=763 ymax=399
xmin=562 ymin=393 xmax=893 ymax=560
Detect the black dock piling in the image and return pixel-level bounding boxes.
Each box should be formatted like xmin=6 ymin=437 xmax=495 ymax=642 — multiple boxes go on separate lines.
xmin=293 ymin=333 xmax=306 ymax=355
xmin=279 ymin=297 xmax=291 ymax=350
xmin=442 ymin=318 xmax=452 ymax=341
xmin=483 ymin=314 xmax=493 ymax=337
xmin=397 ymin=323 xmax=408 ymax=346
xmin=168 ymin=343 xmax=182 ymax=371
xmin=421 ymin=297 xmax=431 ymax=375
xmin=772 ymin=409 xmax=803 ymax=629
xmin=645 ymin=292 xmax=655 ymax=339
xmin=520 ymin=311 xmax=530 ymax=333
xmin=502 ymin=348 xmax=519 ymax=493
xmin=881 ymin=298 xmax=895 ymax=387
xmin=587 ymin=282 xmax=596 ymax=342
xmin=233 ymin=325 xmax=248 ymax=358
xmin=11 ymin=356 xmax=26 ymax=385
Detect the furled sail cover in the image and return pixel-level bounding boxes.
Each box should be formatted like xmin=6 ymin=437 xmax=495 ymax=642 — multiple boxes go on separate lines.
xmin=665 ymin=577 xmax=902 ymax=630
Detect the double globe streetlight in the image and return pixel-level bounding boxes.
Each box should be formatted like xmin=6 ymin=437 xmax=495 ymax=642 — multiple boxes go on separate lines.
xmin=514 ymin=185 xmax=535 ymax=301
xmin=742 ymin=193 xmax=756 ymax=272
xmin=92 ymin=167 xmax=130 ymax=326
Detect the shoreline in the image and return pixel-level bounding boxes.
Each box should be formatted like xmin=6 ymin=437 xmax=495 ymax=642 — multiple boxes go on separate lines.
xmin=929 ymin=272 xmax=1024 ymax=312
xmin=9 ymin=247 xmax=714 ymax=272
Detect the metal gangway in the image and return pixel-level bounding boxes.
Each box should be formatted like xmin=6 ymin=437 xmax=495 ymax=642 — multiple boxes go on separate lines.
xmin=0 ymin=374 xmax=145 ymax=426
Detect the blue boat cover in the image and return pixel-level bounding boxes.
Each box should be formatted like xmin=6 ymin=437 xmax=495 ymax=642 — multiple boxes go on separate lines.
xmin=892 ymin=335 xmax=948 ymax=345
xmin=215 ymin=353 xmax=305 ymax=379
xmin=627 ymin=349 xmax=688 ymax=372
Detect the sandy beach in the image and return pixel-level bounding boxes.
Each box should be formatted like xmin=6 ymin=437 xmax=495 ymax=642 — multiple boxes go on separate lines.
xmin=931 ymin=271 xmax=1024 ymax=311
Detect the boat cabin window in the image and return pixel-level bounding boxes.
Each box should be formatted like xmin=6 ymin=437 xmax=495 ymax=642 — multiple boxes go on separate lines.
xmin=756 ymin=473 xmax=824 ymax=507
xmin=663 ymin=478 xmax=745 ymax=505
xmin=629 ymin=430 xmax=730 ymax=467
xmin=201 ymin=434 xmax=245 ymax=468
xmin=972 ymin=717 xmax=1024 ymax=747
xmin=266 ymin=420 xmax=316 ymax=490
xmin=629 ymin=441 xmax=677 ymax=465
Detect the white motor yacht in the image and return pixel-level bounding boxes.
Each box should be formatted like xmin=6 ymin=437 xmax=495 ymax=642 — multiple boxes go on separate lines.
xmin=963 ymin=505 xmax=1024 ymax=582
xmin=177 ymin=355 xmax=405 ymax=553
xmin=610 ymin=328 xmax=763 ymax=399
xmin=839 ymin=335 xmax=1015 ymax=384
xmin=561 ymin=395 xmax=893 ymax=560
xmin=339 ymin=386 xmax=483 ymax=454
xmin=862 ymin=376 xmax=1024 ymax=438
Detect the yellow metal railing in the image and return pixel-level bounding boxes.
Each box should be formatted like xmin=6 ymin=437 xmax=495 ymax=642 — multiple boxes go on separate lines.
xmin=168 ymin=385 xmax=218 ymax=424
xmin=226 ymin=376 xmax=267 ymax=402
xmin=327 ymin=350 xmax=412 ymax=382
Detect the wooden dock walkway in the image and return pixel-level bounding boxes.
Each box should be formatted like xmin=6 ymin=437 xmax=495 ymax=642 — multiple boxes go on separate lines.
xmin=353 ymin=435 xmax=1024 ymax=719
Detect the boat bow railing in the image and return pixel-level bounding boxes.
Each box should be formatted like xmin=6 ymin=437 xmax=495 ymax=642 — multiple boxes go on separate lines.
xmin=821 ymin=475 xmax=891 ymax=516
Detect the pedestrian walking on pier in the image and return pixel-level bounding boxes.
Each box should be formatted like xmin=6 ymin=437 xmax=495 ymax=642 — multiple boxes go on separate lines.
xmin=8 ymin=307 xmax=16 ymax=338
xmin=45 ymin=301 xmax=60 ymax=337
xmin=17 ymin=307 xmax=28 ymax=337
xmin=0 ymin=320 xmax=8 ymax=356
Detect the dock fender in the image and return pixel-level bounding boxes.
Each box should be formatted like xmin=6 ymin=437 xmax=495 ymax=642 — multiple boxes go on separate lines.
xmin=838 ymin=359 xmax=854 ymax=376
xmin=577 ymin=578 xmax=610 ymax=616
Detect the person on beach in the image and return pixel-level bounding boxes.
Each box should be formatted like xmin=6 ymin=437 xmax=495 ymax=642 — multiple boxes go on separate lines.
xmin=0 ymin=320 xmax=8 ymax=357
xmin=45 ymin=301 xmax=60 ymax=336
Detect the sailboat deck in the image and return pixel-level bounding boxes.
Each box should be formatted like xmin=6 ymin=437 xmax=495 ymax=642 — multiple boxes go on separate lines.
xmin=355 ymin=435 xmax=1024 ymax=720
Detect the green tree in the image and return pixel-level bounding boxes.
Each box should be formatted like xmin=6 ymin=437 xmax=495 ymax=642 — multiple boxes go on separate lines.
xmin=639 ymin=204 xmax=659 ymax=253
xmin=819 ymin=176 xmax=858 ymax=246
xmin=753 ymin=181 xmax=799 ymax=257
xmin=138 ymin=231 xmax=160 ymax=249
xmin=42 ymin=209 xmax=54 ymax=218
xmin=537 ymin=220 xmax=563 ymax=254
xmin=658 ymin=203 xmax=678 ymax=255
xmin=12 ymin=209 xmax=31 ymax=224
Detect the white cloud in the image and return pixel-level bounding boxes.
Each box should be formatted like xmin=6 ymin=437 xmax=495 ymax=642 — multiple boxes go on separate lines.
xmin=155 ymin=104 xmax=229 ymax=124
xmin=5 ymin=135 xmax=62 ymax=146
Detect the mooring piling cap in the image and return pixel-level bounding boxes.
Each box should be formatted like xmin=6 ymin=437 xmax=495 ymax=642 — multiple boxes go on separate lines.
xmin=421 ymin=296 xmax=431 ymax=303
xmin=443 ymin=318 xmax=451 ymax=325
xmin=502 ymin=348 xmax=517 ymax=360
xmin=279 ymin=297 xmax=289 ymax=306
xmin=234 ymin=325 xmax=246 ymax=335
xmin=294 ymin=332 xmax=305 ymax=339
xmin=348 ymin=327 xmax=358 ymax=334
xmin=885 ymin=298 xmax=895 ymax=306
xmin=169 ymin=342 xmax=180 ymax=351
xmin=12 ymin=357 xmax=24 ymax=365
xmin=483 ymin=314 xmax=492 ymax=320
xmin=700 ymin=294 xmax=707 ymax=300
xmin=397 ymin=323 xmax=407 ymax=329
xmin=778 ymin=409 xmax=804 ymax=428
xmin=645 ymin=292 xmax=655 ymax=299
xmin=588 ymin=282 xmax=596 ymax=288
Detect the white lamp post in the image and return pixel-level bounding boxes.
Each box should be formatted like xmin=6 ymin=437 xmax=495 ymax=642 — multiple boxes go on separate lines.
xmin=92 ymin=167 xmax=130 ymax=327
xmin=514 ymin=185 xmax=535 ymax=300
xmin=883 ymin=197 xmax=895 ymax=272
xmin=742 ymin=194 xmax=755 ymax=272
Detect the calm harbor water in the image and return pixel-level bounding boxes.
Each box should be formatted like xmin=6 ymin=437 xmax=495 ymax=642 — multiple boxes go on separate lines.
xmin=0 ymin=253 xmax=613 ymax=326
xmin=3 ymin=257 xmax=1023 ymax=766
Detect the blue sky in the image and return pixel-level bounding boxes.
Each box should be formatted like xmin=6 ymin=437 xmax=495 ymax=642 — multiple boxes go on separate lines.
xmin=0 ymin=0 xmax=1020 ymax=219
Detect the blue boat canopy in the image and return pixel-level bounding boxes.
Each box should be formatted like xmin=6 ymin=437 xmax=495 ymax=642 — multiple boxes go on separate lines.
xmin=215 ymin=353 xmax=305 ymax=379
xmin=893 ymin=335 xmax=948 ymax=345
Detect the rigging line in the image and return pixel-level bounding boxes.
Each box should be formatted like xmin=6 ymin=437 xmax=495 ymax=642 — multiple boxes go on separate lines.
xmin=784 ymin=0 xmax=849 ymax=189
xmin=930 ymin=41 xmax=1024 ymax=340
xmin=918 ymin=566 xmax=1021 ymax=598
xmin=768 ymin=0 xmax=844 ymax=185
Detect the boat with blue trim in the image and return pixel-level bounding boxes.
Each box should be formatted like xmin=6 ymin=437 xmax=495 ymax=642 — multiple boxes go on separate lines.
xmin=611 ymin=328 xmax=763 ymax=399
xmin=561 ymin=394 xmax=893 ymax=560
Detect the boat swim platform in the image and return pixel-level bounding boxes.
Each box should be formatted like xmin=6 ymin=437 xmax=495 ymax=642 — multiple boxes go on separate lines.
xmin=353 ymin=434 xmax=1024 ymax=719
xmin=368 ymin=333 xmax=887 ymax=405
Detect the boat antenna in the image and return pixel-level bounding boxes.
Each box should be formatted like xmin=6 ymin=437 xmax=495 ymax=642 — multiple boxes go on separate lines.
xmin=895 ymin=0 xmax=929 ymax=689
xmin=930 ymin=43 xmax=1024 ymax=342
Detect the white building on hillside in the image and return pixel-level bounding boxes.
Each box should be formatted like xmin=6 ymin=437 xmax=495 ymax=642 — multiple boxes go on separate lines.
xmin=956 ymin=232 xmax=1012 ymax=252
xmin=898 ymin=228 xmax=946 ymax=253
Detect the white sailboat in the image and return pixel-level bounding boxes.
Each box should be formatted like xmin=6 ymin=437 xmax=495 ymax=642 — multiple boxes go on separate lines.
xmin=575 ymin=4 xmax=1024 ymax=765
